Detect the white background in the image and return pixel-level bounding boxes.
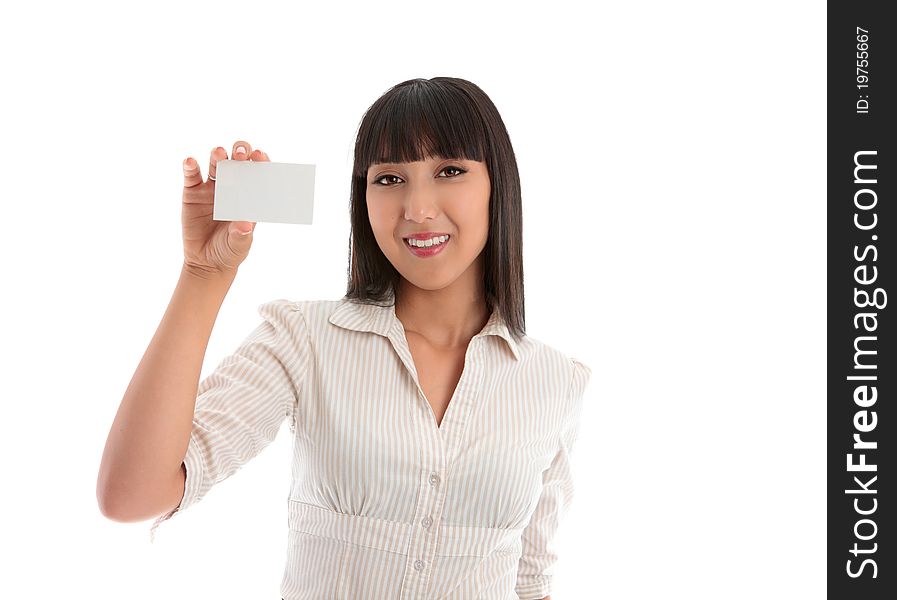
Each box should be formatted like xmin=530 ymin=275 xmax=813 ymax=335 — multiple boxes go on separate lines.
xmin=1 ymin=0 xmax=825 ymax=598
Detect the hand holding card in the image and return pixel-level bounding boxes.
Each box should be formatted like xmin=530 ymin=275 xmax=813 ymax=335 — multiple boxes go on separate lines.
xmin=180 ymin=140 xmax=274 ymax=279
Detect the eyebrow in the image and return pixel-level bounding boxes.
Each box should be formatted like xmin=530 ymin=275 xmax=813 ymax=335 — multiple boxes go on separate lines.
xmin=370 ymin=157 xmax=468 ymax=168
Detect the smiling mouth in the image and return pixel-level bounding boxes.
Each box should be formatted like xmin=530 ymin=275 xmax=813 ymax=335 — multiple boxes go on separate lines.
xmin=403 ymin=234 xmax=451 ymax=248
xmin=403 ymin=234 xmax=451 ymax=257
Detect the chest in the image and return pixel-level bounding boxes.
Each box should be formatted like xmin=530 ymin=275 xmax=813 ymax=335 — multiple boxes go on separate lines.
xmin=406 ymin=337 xmax=467 ymax=428
xmin=302 ymin=325 xmax=567 ymax=525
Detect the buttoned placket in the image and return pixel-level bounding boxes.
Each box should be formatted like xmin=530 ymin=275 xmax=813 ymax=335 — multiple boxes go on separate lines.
xmin=385 ymin=320 xmax=488 ymax=599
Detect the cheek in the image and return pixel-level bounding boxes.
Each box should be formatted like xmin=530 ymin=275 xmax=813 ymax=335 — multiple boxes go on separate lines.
xmin=459 ymin=198 xmax=490 ymax=237
xmin=366 ymin=204 xmax=399 ymax=248
xmin=366 ymin=201 xmax=387 ymax=231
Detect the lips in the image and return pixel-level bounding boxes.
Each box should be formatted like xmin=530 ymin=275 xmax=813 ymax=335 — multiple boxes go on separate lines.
xmin=404 ymin=234 xmax=450 ymax=258
xmin=403 ymin=232 xmax=451 ymax=241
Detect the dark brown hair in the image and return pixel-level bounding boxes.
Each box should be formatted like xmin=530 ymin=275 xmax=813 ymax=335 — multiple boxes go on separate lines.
xmin=343 ymin=77 xmax=525 ymax=340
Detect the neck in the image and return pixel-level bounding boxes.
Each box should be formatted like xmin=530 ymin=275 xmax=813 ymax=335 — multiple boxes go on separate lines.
xmin=394 ymin=261 xmax=490 ymax=349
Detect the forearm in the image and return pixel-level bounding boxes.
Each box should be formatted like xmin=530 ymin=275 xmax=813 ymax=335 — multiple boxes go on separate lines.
xmin=96 ymin=267 xmax=235 ymax=519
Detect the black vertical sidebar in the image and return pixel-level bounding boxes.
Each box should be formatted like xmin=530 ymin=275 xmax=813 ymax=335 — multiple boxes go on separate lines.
xmin=828 ymin=2 xmax=895 ymax=598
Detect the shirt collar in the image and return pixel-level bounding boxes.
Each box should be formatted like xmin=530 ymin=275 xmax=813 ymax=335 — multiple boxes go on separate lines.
xmin=328 ymin=297 xmax=521 ymax=361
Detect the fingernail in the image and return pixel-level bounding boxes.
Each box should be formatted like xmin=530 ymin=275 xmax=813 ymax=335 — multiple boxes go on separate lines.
xmin=235 ymin=146 xmax=246 ymax=156
xmin=184 ymin=158 xmax=193 ymax=169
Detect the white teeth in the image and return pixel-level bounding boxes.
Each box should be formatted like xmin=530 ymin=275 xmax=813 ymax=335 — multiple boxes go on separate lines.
xmin=407 ymin=235 xmax=449 ymax=248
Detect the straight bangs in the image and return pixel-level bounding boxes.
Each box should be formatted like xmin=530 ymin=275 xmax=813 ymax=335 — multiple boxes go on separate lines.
xmin=353 ymin=80 xmax=489 ymax=180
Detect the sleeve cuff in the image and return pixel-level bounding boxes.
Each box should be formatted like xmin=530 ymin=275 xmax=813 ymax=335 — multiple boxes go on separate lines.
xmin=149 ymin=433 xmax=206 ymax=543
xmin=515 ymin=575 xmax=553 ymax=599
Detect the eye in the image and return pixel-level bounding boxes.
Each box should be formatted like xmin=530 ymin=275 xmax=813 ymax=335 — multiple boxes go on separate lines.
xmin=438 ymin=165 xmax=467 ymax=178
xmin=372 ymin=174 xmax=403 ymax=186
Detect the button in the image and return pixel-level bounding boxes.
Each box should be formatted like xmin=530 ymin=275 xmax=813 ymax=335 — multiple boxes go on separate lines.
xmin=421 ymin=516 xmax=433 ymax=529
xmin=428 ymin=472 xmax=440 ymax=486
xmin=413 ymin=559 xmax=425 ymax=571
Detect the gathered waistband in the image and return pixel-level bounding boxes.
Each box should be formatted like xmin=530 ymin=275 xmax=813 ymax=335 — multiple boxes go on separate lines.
xmin=287 ymin=499 xmax=524 ymax=558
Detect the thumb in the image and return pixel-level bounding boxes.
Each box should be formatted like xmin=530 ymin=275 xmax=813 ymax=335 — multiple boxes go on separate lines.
xmin=227 ymin=222 xmax=256 ymax=254
xmin=229 ymin=221 xmax=255 ymax=237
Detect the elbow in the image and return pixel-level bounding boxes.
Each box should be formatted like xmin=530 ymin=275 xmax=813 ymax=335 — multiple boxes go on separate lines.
xmin=97 ymin=490 xmax=125 ymax=522
xmin=95 ymin=477 xmax=139 ymax=523
xmin=96 ymin=473 xmax=118 ymax=521
xmin=96 ymin=463 xmax=126 ymax=521
xmin=97 ymin=491 xmax=154 ymax=524
xmin=97 ymin=465 xmax=185 ymax=523
xmin=96 ymin=481 xmax=133 ymax=522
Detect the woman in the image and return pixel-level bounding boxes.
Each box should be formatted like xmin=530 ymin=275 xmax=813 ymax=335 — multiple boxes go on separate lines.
xmin=97 ymin=77 xmax=591 ymax=600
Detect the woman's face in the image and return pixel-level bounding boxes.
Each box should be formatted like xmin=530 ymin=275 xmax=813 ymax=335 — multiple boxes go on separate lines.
xmin=366 ymin=156 xmax=491 ymax=294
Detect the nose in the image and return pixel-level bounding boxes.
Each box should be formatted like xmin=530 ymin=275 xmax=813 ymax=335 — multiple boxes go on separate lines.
xmin=403 ymin=181 xmax=441 ymax=222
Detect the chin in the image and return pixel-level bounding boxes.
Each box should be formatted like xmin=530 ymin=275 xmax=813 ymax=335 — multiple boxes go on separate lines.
xmin=397 ymin=268 xmax=460 ymax=291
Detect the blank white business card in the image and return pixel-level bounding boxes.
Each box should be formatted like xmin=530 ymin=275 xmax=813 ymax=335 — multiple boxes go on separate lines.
xmin=213 ymin=159 xmax=315 ymax=225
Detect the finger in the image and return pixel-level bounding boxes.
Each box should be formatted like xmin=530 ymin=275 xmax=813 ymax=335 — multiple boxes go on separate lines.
xmin=183 ymin=157 xmax=203 ymax=188
xmin=208 ymin=146 xmax=226 ymax=182
xmin=232 ymin=140 xmax=251 ymax=161
xmin=250 ymin=148 xmax=270 ymax=162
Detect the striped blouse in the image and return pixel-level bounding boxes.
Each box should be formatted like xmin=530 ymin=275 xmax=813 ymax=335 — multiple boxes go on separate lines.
xmin=149 ymin=295 xmax=592 ymax=599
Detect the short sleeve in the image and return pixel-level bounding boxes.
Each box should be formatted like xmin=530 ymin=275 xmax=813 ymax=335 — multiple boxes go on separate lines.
xmin=515 ymin=357 xmax=592 ymax=599
xmin=149 ymin=299 xmax=311 ymax=543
